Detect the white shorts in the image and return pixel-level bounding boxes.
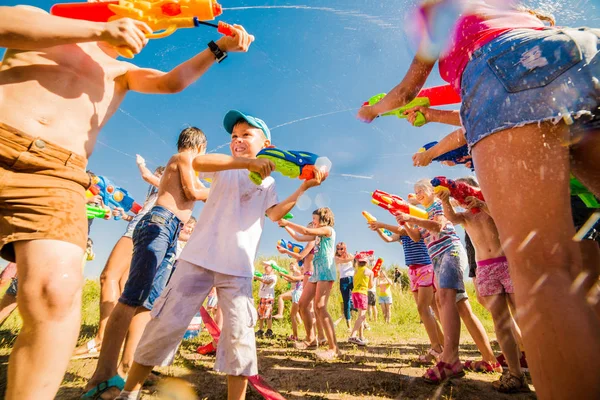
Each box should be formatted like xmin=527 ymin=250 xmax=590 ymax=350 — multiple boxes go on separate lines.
xmin=134 ymin=260 xmax=258 ymax=377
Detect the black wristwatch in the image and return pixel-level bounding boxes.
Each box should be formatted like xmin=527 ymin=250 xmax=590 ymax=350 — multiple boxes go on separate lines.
xmin=208 ymin=41 xmax=227 ymax=63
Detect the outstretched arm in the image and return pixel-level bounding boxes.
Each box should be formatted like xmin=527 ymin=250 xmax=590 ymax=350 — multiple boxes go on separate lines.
xmin=136 ymin=155 xmax=160 ymax=187
xmin=412 ymin=128 xmax=467 ymax=167
xmin=0 ymin=6 xmax=150 ymax=53
xmin=126 ymin=26 xmax=254 ymax=94
xmin=437 ymin=190 xmax=466 ymax=225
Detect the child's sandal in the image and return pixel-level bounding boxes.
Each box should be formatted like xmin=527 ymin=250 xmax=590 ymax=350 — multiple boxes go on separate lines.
xmin=464 ymin=360 xmax=502 ymax=373
xmin=286 ymin=334 xmax=298 ymax=342
xmin=418 ymin=347 xmax=442 ymax=364
xmin=423 ymin=361 xmax=465 ymax=384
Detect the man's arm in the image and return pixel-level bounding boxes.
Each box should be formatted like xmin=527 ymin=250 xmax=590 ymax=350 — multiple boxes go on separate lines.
xmin=126 ymin=25 xmax=254 ymax=94
xmin=0 ymin=6 xmax=149 ymax=53
xmin=177 ymin=154 xmax=209 ymax=202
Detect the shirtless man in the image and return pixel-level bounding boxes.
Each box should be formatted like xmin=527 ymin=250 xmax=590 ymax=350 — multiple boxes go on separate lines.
xmin=0 ymin=6 xmax=253 ymax=399
xmin=437 ymin=177 xmax=528 ymax=393
xmin=83 ymin=127 xmax=209 ymax=398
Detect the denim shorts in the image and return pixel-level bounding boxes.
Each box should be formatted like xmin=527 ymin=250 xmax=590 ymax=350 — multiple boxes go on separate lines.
xmin=123 ymin=211 xmax=145 ymax=238
xmin=461 ymin=27 xmax=600 ymax=147
xmin=431 ymin=245 xmax=467 ymax=293
xmin=119 ymin=206 xmax=183 ymax=309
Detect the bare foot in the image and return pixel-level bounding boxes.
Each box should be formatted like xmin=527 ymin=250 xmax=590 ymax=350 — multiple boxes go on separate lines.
xmin=272 ymin=314 xmax=284 ymax=320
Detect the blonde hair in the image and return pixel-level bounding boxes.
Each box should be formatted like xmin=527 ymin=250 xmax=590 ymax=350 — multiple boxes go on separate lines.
xmin=414 ymin=179 xmax=434 ymax=194
xmin=313 ymin=207 xmax=335 ymax=227
xmin=516 ymin=6 xmax=556 ymax=26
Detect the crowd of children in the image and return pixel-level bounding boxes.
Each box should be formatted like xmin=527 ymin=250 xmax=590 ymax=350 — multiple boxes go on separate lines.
xmin=0 ymin=1 xmax=598 ymax=399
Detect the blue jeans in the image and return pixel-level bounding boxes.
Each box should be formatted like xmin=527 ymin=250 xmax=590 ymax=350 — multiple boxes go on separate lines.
xmin=119 ymin=206 xmax=183 ymax=310
xmin=339 ymin=276 xmax=353 ymax=320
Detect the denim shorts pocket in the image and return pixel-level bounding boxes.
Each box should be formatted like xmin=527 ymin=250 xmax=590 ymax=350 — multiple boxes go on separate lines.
xmin=487 ymin=32 xmax=582 ymax=93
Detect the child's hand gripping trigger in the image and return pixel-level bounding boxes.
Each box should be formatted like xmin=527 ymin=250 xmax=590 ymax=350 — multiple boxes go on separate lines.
xmin=363 ymin=94 xmax=430 ymax=127
xmin=249 ymin=148 xmax=331 ymax=185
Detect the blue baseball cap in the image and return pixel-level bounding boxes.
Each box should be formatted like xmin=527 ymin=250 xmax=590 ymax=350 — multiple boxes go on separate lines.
xmin=223 ymin=110 xmax=271 ymax=141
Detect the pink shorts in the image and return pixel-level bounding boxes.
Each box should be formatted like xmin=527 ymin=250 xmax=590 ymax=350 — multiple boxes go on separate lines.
xmin=408 ymin=264 xmax=436 ymax=292
xmin=476 ymin=257 xmax=514 ymax=297
xmin=351 ymin=292 xmax=368 ymax=310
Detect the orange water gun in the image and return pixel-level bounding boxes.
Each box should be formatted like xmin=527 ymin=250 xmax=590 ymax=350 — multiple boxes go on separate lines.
xmin=371 ymin=190 xmax=428 ymax=220
xmin=50 ymin=0 xmax=234 ymax=58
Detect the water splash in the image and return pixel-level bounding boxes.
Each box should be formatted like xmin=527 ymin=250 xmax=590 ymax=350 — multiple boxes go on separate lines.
xmin=270 ymin=107 xmax=358 ymax=131
xmin=118 ymin=108 xmax=170 ymax=146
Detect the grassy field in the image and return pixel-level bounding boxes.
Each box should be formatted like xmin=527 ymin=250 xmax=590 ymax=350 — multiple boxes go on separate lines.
xmin=0 ymin=257 xmax=536 ymax=399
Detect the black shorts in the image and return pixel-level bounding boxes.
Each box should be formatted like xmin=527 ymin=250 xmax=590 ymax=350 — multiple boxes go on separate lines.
xmin=368 ymin=291 xmax=376 ymax=306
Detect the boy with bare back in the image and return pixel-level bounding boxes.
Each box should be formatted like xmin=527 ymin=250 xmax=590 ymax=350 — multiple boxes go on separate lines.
xmin=83 ymin=128 xmax=209 ymax=398
xmin=0 ymin=5 xmax=253 ymax=399
xmin=437 ymin=178 xmax=528 ymax=392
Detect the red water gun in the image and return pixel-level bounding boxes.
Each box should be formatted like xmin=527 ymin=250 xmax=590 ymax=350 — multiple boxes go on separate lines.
xmin=50 ymin=0 xmax=234 ymax=58
xmin=430 ymin=176 xmax=484 ymax=214
xmin=372 ymin=258 xmax=384 ymax=278
xmin=371 ymin=190 xmax=429 ymax=220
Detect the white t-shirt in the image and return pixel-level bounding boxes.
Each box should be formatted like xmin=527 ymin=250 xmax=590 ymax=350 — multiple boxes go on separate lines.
xmin=258 ymin=273 xmax=277 ymax=299
xmin=179 ymin=169 xmax=278 ymax=278
xmin=337 ymin=260 xmax=354 ymax=279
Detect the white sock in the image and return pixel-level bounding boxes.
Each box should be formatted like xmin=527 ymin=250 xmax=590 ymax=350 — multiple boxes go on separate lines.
xmin=116 ymin=390 xmax=141 ymax=400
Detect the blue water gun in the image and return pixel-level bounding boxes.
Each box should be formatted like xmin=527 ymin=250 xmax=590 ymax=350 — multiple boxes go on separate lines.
xmin=278 ymin=239 xmax=305 ymax=255
xmin=419 ymin=142 xmax=474 ymax=170
xmin=90 ymin=175 xmax=142 ymax=220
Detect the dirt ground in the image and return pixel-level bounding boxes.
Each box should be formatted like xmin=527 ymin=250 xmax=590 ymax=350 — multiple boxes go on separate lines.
xmin=1 ymin=334 xmax=537 ymax=400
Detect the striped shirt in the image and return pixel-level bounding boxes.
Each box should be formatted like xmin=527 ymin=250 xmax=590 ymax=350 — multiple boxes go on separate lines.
xmin=399 ymin=235 xmax=432 ymax=266
xmin=420 ymin=200 xmax=462 ymax=259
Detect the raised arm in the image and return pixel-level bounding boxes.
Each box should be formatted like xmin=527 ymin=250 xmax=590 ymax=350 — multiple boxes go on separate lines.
xmin=405 ymin=107 xmax=462 ymax=127
xmin=0 ymin=6 xmax=150 ymax=54
xmin=280 ymin=220 xmax=331 ymax=238
xmin=135 ymin=155 xmax=160 ymax=187
xmin=277 ymin=241 xmax=315 ymax=261
xmin=398 ymin=213 xmax=442 ymax=234
xmin=437 ymin=190 xmax=466 ymax=225
xmin=177 ymin=154 xmax=209 ymax=202
xmin=126 ymin=25 xmax=253 ymax=94
xmin=266 ymin=170 xmax=326 ymax=221
xmin=281 ymin=226 xmax=315 ymax=243
xmin=403 ymin=222 xmax=422 ymax=243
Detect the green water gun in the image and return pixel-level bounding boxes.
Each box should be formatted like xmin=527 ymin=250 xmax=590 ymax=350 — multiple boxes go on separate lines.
xmin=267 ymin=261 xmax=290 ymax=275
xmin=254 ymin=271 xmax=263 ymax=278
xmin=283 ymin=212 xmax=294 ymax=220
xmin=363 ymin=94 xmax=430 ymax=127
xmin=571 ymin=176 xmax=600 ymax=208
xmin=86 ymin=204 xmax=110 ymax=219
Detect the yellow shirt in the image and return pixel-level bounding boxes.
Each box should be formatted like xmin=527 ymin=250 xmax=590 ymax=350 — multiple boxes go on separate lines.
xmin=352 ymin=266 xmax=369 ymax=295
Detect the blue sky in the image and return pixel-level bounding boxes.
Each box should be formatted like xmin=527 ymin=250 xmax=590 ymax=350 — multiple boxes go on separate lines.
xmin=1 ymin=0 xmax=599 ymax=277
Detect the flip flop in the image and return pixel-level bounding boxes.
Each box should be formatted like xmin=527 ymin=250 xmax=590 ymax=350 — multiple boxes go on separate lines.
xmin=81 ymin=375 xmax=125 ymax=399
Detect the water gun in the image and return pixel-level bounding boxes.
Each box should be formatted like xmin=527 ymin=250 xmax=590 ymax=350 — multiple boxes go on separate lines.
xmin=571 ymin=176 xmax=600 ymax=208
xmin=430 ymin=176 xmax=484 ymax=214
xmin=364 ymin=95 xmax=430 ymax=127
xmin=419 ymin=142 xmax=472 ymax=168
xmin=90 ymin=175 xmax=142 ymax=220
xmin=371 ymin=190 xmax=429 ymax=220
xmin=283 ymin=212 xmax=294 ymax=220
xmin=254 ymin=271 xmax=263 ymax=278
xmin=50 ymin=0 xmax=234 ymax=58
xmin=277 ymin=239 xmax=304 ymax=255
xmin=265 ymin=261 xmax=290 ymax=276
xmin=361 ymin=211 xmax=392 ymax=237
xmin=372 ymin=258 xmax=384 ymax=278
xmin=250 ymin=147 xmax=328 ymax=185
xmin=363 ymin=85 xmax=462 ymax=127
xmin=86 ymin=204 xmax=111 ymax=220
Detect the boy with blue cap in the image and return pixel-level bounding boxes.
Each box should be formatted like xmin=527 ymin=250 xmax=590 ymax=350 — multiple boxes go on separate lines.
xmin=117 ymin=110 xmax=327 ymax=400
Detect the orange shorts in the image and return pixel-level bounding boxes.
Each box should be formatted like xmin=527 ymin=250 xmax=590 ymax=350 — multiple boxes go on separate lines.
xmin=0 ymin=123 xmax=90 ymax=262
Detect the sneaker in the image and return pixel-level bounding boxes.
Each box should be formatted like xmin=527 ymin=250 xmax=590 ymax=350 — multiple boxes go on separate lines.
xmin=196 ymin=342 xmax=216 ymax=355
xmin=355 ymin=338 xmax=368 ymax=346
xmin=348 ymin=337 xmax=359 ymax=344
xmin=256 ymin=329 xmax=264 ymax=338
xmin=265 ymin=329 xmax=274 ymax=338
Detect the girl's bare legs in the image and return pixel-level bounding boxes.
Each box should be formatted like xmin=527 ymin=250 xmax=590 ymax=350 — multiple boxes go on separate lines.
xmin=314 ymin=281 xmax=337 ymax=352
xmin=483 ymin=294 xmax=521 ymax=377
xmin=297 ymin=282 xmax=317 ymax=345
xmin=473 ymin=122 xmax=600 ymax=398
xmin=413 ymin=288 xmax=443 ymax=354
xmin=290 ymin=303 xmax=300 ymax=338
xmin=273 ymin=291 xmax=292 ymax=319
xmin=457 ymin=298 xmax=499 ymax=367
xmin=431 ymin=293 xmax=444 ymax=347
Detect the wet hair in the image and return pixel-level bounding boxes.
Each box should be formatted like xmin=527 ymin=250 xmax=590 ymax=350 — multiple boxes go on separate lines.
xmin=456 ymin=176 xmax=480 ymax=188
xmin=516 ymin=6 xmax=555 ymax=26
xmin=177 ymin=127 xmax=207 ymax=151
xmin=414 ymin=179 xmax=434 ymax=194
xmin=313 ymin=207 xmax=335 ymax=227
